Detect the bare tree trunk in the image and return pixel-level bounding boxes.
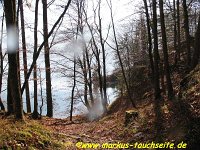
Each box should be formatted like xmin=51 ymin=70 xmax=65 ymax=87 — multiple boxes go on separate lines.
xmin=0 ymin=12 xmax=5 ymax=111
xmin=182 ymin=0 xmax=191 ymax=66
xmin=194 ymin=7 xmax=197 ymax=31
xmin=107 ymin=0 xmax=136 ymax=108
xmin=7 ymin=74 xmax=14 ymax=114
xmin=98 ymin=0 xmax=107 ymax=112
xmin=21 ymin=0 xmax=72 ymax=95
xmin=85 ymin=16 xmax=104 ymax=109
xmin=176 ymin=0 xmax=181 ymax=63
xmin=42 ymin=0 xmax=53 ymax=117
xmin=191 ymin=13 xmax=200 ymax=69
xmin=19 ymin=0 xmax=31 ymax=113
xmin=143 ymin=0 xmax=154 ymax=79
xmin=160 ymin=62 xmax=166 ymax=95
xmin=4 ymin=0 xmax=23 ymax=119
xmin=152 ymin=0 xmax=161 ymax=100
xmin=70 ymin=57 xmax=76 ymax=122
xmin=159 ymin=0 xmax=174 ymax=99
xmin=85 ymin=45 xmax=94 ymax=106
xmin=17 ymin=3 xmax=22 ymax=99
xmin=76 ymin=0 xmax=92 ymax=112
xmin=78 ymin=57 xmax=91 ymax=110
xmin=173 ymin=0 xmax=179 ymax=65
xmin=85 ymin=15 xmax=104 ymax=108
xmin=126 ymin=44 xmax=131 ymax=89
xmin=96 ymin=51 xmax=104 ymax=107
xmin=83 ymin=53 xmax=89 ymax=110
xmin=39 ymin=67 xmax=44 ymax=118
xmin=32 ymin=0 xmax=39 ymax=119
xmin=85 ymin=6 xmax=104 ymax=111
xmin=152 ymin=0 xmax=162 ymax=141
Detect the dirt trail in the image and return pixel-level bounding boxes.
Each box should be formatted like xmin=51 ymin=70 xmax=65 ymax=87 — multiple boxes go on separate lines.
xmin=41 ymin=113 xmax=127 ymax=144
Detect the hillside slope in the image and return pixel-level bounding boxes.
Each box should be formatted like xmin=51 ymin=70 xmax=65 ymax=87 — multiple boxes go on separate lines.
xmin=0 ymin=65 xmax=200 ymax=149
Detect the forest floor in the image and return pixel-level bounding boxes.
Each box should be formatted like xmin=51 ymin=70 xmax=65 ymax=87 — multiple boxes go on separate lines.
xmin=40 ymin=98 xmax=155 ymax=149
xmin=0 ymin=94 xmax=176 ymax=150
xmin=0 ymin=97 xmax=155 ymax=150
xmin=0 ymin=65 xmax=200 ymax=149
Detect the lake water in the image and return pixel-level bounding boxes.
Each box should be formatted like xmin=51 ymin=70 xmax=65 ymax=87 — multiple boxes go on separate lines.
xmin=1 ymin=72 xmax=118 ymax=118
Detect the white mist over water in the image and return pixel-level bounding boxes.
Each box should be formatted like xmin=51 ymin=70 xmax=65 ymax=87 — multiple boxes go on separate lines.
xmin=85 ymin=88 xmax=118 ymax=121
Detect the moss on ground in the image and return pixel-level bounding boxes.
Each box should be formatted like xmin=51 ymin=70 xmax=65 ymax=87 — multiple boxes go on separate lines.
xmin=0 ymin=117 xmax=66 ymax=149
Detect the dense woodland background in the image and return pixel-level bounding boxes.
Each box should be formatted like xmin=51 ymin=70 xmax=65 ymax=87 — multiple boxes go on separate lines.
xmin=0 ymin=0 xmax=200 ymax=149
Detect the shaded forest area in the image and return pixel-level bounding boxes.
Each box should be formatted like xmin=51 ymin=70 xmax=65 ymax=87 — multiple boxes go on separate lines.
xmin=0 ymin=0 xmax=200 ymax=149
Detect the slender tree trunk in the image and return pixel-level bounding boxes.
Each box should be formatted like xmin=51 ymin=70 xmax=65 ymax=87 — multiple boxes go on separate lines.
xmin=108 ymin=0 xmax=136 ymax=107
xmin=85 ymin=46 xmax=94 ymax=105
xmin=83 ymin=9 xmax=104 ymax=110
xmin=96 ymin=52 xmax=104 ymax=106
xmin=173 ymin=0 xmax=179 ymax=65
xmin=85 ymin=18 xmax=104 ymax=108
xmin=83 ymin=53 xmax=89 ymax=111
xmin=160 ymin=62 xmax=166 ymax=95
xmin=19 ymin=0 xmax=31 ymax=113
xmin=4 ymin=0 xmax=23 ymax=119
xmin=152 ymin=0 xmax=161 ymax=100
xmin=152 ymin=0 xmax=162 ymax=141
xmin=32 ymin=0 xmax=39 ymax=119
xmin=100 ymin=26 xmax=108 ymax=112
xmin=39 ymin=68 xmax=44 ymax=118
xmin=16 ymin=3 xmax=21 ymax=96
xmin=79 ymin=1 xmax=94 ymax=106
xmin=182 ymin=0 xmax=191 ymax=66
xmin=90 ymin=35 xmax=104 ymax=108
xmin=191 ymin=13 xmax=200 ymax=69
xmin=78 ymin=57 xmax=91 ymax=111
xmin=0 ymin=13 xmax=5 ymax=111
xmin=126 ymin=44 xmax=131 ymax=89
xmin=42 ymin=0 xmax=53 ymax=117
xmin=194 ymin=8 xmax=197 ymax=32
xmin=159 ymin=0 xmax=174 ymax=99
xmin=70 ymin=57 xmax=76 ymax=122
xmin=98 ymin=0 xmax=107 ymax=112
xmin=143 ymin=0 xmax=154 ymax=79
xmin=177 ymin=0 xmax=181 ymax=63
xmin=7 ymin=74 xmax=14 ymax=114
xmin=21 ymin=0 xmax=72 ymax=95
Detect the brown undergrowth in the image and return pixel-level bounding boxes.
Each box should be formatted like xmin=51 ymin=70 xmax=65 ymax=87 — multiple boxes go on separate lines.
xmin=0 ymin=64 xmax=199 ymax=149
